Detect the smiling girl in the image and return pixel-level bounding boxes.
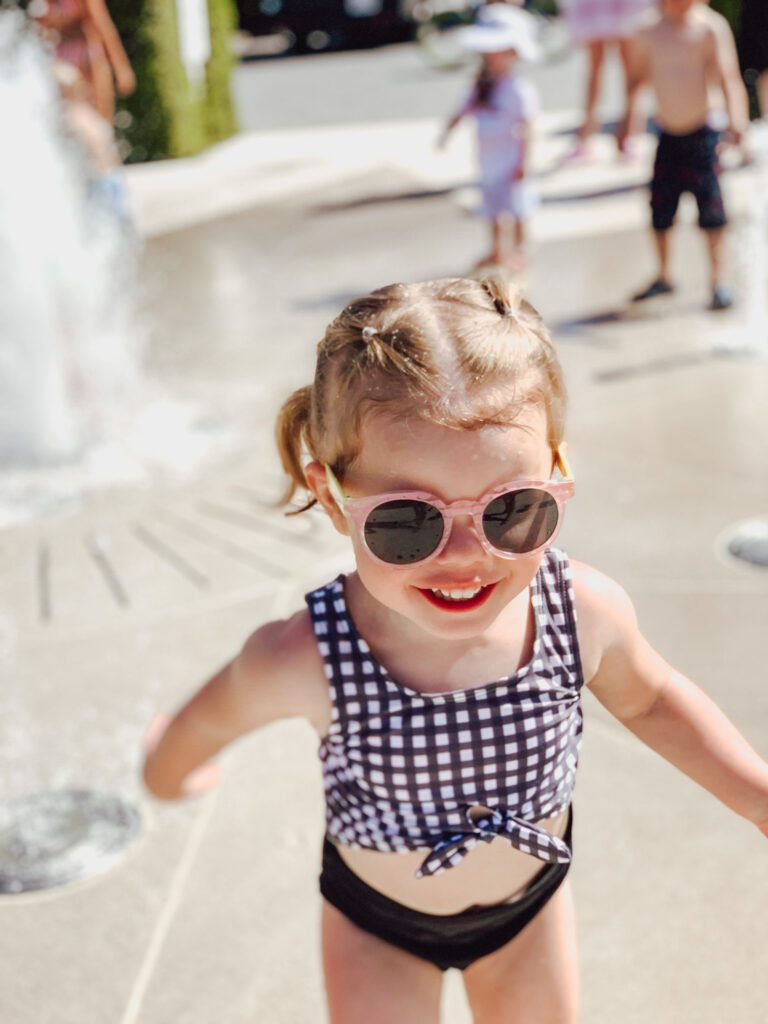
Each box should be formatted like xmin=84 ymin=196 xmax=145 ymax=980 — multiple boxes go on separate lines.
xmin=143 ymin=276 xmax=768 ymax=1023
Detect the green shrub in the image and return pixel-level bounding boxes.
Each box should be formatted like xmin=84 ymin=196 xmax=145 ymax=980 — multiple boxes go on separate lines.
xmin=111 ymin=0 xmax=238 ymax=162
xmin=709 ymin=0 xmax=741 ymax=33
xmin=203 ymin=0 xmax=238 ymax=144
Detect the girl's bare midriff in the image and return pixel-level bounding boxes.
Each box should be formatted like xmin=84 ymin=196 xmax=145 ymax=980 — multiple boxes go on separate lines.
xmin=337 ymin=807 xmax=570 ymax=915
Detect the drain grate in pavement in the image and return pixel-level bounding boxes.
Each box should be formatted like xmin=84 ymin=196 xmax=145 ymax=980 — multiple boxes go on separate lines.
xmin=153 ymin=506 xmax=286 ymax=576
xmin=36 ymin=542 xmax=51 ymax=623
xmin=84 ymin=532 xmax=130 ymax=608
xmin=132 ymin=524 xmax=210 ymax=590
xmin=23 ymin=489 xmax=337 ymax=629
xmin=197 ymin=499 xmax=320 ymax=549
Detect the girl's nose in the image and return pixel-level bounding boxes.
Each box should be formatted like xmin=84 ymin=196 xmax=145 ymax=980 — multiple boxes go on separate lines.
xmin=436 ymin=514 xmax=487 ymax=564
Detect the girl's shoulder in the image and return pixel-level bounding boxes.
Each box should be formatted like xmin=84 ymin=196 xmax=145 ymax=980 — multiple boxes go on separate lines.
xmin=236 ymin=606 xmax=331 ymax=735
xmin=567 ymin=558 xmax=641 ymax=685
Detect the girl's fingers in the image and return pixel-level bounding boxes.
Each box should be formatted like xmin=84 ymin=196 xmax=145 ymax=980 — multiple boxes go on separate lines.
xmin=143 ymin=711 xmax=172 ymax=754
xmin=181 ymin=761 xmax=224 ymax=797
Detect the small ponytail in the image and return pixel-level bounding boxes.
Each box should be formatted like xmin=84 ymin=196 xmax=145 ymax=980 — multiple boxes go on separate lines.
xmin=480 ymin=275 xmax=535 ymax=322
xmin=275 ymin=384 xmax=315 ymax=510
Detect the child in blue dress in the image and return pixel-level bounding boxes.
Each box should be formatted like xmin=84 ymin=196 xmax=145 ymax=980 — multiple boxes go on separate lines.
xmin=144 ymin=276 xmax=768 ymax=1022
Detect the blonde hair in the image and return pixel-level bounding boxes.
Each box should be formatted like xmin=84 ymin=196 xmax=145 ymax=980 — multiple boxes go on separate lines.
xmin=276 ymin=276 xmax=566 ymax=511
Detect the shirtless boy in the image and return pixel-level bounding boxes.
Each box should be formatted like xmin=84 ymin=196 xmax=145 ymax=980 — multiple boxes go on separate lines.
xmin=626 ymin=0 xmax=748 ymax=310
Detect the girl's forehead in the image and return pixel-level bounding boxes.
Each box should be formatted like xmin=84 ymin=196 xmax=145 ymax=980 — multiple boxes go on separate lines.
xmin=349 ymin=407 xmax=553 ymax=497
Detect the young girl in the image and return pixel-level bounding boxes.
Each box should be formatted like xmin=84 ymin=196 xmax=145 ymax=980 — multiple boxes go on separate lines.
xmin=439 ymin=6 xmax=540 ymax=272
xmin=143 ymin=276 xmax=768 ymax=1023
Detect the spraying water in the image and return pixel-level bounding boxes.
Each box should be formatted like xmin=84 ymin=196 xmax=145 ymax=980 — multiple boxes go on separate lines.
xmin=0 ymin=9 xmax=235 ymax=527
xmin=0 ymin=9 xmax=141 ymax=465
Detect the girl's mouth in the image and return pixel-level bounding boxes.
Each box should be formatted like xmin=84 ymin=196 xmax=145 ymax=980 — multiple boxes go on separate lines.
xmin=417 ymin=582 xmax=497 ymax=612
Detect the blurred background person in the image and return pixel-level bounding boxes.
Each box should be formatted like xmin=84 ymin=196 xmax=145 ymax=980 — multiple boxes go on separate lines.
xmin=626 ymin=0 xmax=747 ymax=311
xmin=560 ymin=0 xmax=656 ymax=158
xmin=439 ymin=4 xmax=540 ymax=272
xmin=32 ymin=0 xmax=136 ymax=122
xmin=54 ymin=60 xmax=132 ymax=226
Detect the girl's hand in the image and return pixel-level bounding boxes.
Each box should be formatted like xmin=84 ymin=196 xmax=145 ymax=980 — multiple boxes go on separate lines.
xmin=143 ymin=711 xmax=172 ymax=756
xmin=143 ymin=712 xmax=224 ymax=799
xmin=180 ymin=760 xmax=225 ymax=797
xmin=757 ymin=817 xmax=768 ymax=839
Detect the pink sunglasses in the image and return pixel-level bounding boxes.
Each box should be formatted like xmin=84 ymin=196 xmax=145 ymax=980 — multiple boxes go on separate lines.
xmin=325 ymin=449 xmax=575 ymax=567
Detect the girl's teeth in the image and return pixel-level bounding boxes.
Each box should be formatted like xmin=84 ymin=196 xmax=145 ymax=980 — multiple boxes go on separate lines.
xmin=431 ymin=586 xmax=484 ymax=601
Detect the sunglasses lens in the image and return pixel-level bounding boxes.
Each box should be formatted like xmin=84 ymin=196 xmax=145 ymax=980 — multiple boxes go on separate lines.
xmin=364 ymin=500 xmax=444 ymax=564
xmin=483 ymin=489 xmax=559 ymax=554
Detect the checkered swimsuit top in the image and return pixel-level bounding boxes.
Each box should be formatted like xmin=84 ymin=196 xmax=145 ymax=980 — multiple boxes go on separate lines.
xmin=307 ymin=547 xmax=584 ymax=879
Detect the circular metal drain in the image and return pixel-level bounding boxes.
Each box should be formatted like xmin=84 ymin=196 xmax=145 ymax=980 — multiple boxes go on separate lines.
xmin=0 ymin=789 xmax=142 ymax=895
xmin=720 ymin=518 xmax=768 ymax=569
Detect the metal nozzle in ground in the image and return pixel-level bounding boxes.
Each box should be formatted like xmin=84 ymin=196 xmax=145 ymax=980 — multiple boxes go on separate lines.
xmin=720 ymin=518 xmax=768 ymax=570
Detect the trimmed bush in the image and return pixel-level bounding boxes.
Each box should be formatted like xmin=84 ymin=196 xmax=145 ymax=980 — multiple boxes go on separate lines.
xmin=111 ymin=0 xmax=238 ymax=162
xmin=709 ymin=0 xmax=741 ymax=34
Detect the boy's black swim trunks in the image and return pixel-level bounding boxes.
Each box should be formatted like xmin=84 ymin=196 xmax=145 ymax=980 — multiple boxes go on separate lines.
xmin=650 ymin=126 xmax=726 ymax=233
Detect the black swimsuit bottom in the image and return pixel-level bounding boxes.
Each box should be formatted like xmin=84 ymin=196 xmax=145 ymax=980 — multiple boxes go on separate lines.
xmin=320 ymin=808 xmax=573 ymax=972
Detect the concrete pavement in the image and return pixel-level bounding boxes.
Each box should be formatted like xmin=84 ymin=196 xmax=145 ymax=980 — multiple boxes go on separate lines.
xmin=2 ymin=41 xmax=768 ymax=1024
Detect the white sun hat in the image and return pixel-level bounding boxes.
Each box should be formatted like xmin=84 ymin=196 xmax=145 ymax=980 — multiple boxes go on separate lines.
xmin=459 ymin=4 xmax=541 ymax=61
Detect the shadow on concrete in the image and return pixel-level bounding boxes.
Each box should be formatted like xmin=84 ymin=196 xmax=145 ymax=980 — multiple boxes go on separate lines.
xmin=595 ymin=348 xmax=715 ymax=382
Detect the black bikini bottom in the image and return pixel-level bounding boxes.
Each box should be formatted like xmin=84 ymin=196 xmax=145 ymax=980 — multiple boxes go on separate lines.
xmin=319 ymin=808 xmax=573 ymax=972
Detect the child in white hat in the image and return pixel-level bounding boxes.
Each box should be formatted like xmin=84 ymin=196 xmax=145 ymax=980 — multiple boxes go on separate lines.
xmin=439 ymin=4 xmax=540 ymax=272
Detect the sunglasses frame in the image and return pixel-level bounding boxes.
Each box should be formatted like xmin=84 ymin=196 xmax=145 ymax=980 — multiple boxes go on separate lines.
xmin=324 ymin=449 xmax=575 ymax=568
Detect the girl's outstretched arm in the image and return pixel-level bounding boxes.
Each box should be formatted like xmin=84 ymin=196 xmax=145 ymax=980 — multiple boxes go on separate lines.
xmin=573 ymin=563 xmax=768 ymax=833
xmin=143 ymin=610 xmax=330 ymax=801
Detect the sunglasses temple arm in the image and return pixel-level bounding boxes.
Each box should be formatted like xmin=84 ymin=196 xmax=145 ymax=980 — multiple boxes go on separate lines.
xmin=555 ymin=447 xmax=573 ymax=480
xmin=324 ymin=465 xmax=346 ymax=510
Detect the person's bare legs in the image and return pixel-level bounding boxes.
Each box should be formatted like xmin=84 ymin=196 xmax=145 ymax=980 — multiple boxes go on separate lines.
xmin=475 ymin=218 xmax=505 ymax=268
xmin=322 ymin=901 xmax=443 ymax=1024
xmin=463 ymin=880 xmax=579 ymax=1024
xmin=654 ymin=228 xmax=672 ymax=284
xmin=578 ymin=40 xmax=606 ymax=145
xmin=513 ymin=217 xmax=525 ymax=252
xmin=632 ymin=228 xmax=676 ymax=300
xmin=704 ymin=227 xmax=726 ymax=290
xmin=703 ymin=226 xmax=733 ymax=308
xmin=617 ymin=36 xmax=640 ymax=152
xmin=502 ymin=217 xmax=528 ymax=272
xmin=757 ymin=71 xmax=768 ymax=119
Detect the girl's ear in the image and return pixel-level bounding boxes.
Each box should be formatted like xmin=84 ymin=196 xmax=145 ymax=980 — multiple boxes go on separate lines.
xmin=304 ymin=461 xmax=350 ymax=536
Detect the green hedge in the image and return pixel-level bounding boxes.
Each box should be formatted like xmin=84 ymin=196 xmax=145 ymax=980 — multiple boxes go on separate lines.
xmin=111 ymin=0 xmax=237 ymax=162
xmin=709 ymin=0 xmax=741 ymax=33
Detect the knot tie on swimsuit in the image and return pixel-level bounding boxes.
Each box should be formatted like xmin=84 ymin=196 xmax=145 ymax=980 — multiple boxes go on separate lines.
xmin=415 ymin=805 xmax=571 ymax=879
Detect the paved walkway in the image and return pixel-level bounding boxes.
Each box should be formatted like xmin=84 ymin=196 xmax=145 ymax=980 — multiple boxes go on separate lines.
xmin=2 ymin=55 xmax=768 ymax=1024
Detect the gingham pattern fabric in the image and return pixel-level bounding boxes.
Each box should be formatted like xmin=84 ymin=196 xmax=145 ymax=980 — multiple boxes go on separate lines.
xmin=308 ymin=547 xmax=584 ymax=879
